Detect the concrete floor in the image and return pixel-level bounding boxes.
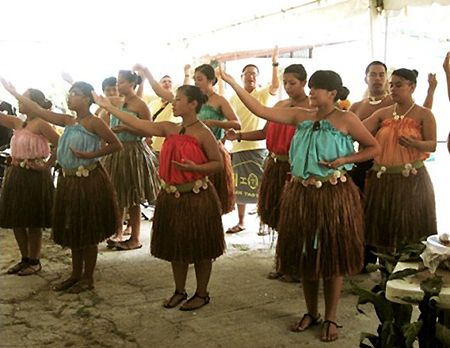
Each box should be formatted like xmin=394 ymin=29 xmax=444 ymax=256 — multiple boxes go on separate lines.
xmin=1 ymin=206 xmax=380 ymax=348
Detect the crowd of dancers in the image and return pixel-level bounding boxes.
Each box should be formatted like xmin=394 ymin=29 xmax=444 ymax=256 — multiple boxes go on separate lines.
xmin=1 ymin=47 xmax=449 ymax=343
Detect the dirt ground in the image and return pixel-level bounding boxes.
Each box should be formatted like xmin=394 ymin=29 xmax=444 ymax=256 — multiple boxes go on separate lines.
xmin=0 ymin=207 xmax=381 ymax=348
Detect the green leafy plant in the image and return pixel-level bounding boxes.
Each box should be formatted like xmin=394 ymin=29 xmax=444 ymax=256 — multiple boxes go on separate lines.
xmin=352 ymin=242 xmax=450 ymax=347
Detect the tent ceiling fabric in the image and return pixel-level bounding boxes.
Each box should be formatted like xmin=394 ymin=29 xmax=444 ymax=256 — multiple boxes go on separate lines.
xmin=383 ymin=0 xmax=450 ymax=10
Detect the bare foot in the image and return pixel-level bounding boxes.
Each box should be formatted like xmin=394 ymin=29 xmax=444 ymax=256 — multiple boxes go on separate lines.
xmin=123 ymin=226 xmax=132 ymax=236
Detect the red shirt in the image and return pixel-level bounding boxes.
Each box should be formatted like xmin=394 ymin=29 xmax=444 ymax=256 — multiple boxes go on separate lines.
xmin=266 ymin=122 xmax=296 ymax=155
xmin=159 ymin=134 xmax=208 ymax=185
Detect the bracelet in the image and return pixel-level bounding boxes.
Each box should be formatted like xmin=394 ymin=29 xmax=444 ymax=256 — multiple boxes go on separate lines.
xmin=184 ymin=74 xmax=190 ymax=77
xmin=272 ymin=62 xmax=279 ymax=67
xmin=237 ymin=132 xmax=242 ymax=142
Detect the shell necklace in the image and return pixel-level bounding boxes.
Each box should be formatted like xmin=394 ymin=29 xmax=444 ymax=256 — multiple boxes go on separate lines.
xmin=393 ymin=101 xmax=415 ymax=120
xmin=368 ymin=93 xmax=388 ymax=105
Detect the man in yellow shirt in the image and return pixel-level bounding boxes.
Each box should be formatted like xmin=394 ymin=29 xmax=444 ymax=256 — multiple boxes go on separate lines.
xmin=139 ymin=75 xmax=181 ymax=154
xmin=227 ymin=53 xmax=279 ymax=234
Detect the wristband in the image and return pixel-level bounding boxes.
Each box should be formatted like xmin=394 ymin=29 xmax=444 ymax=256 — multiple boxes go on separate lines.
xmin=272 ymin=62 xmax=279 ymax=67
xmin=237 ymin=132 xmax=242 ymax=142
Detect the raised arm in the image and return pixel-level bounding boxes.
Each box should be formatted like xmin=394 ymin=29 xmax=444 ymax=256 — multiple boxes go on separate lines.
xmin=269 ymin=46 xmax=280 ymax=96
xmin=0 ymin=112 xmax=23 ymax=129
xmin=422 ymin=73 xmax=437 ymax=109
xmin=1 ymin=79 xmax=74 ymax=127
xmin=183 ymin=64 xmax=191 ymax=85
xmin=226 ymin=123 xmax=267 ymax=142
xmin=219 ymin=66 xmax=303 ymax=126
xmin=444 ymin=52 xmax=450 ymax=102
xmin=92 ymin=91 xmax=174 ymax=138
xmin=136 ymin=70 xmax=145 ymax=98
xmin=133 ymin=64 xmax=174 ymax=103
xmin=215 ymin=67 xmax=225 ymax=96
xmin=61 ymin=71 xmax=74 ymax=86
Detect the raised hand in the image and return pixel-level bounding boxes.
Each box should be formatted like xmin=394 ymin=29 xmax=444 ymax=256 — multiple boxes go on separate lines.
xmin=184 ymin=64 xmax=191 ymax=75
xmin=272 ymin=45 xmax=279 ymax=64
xmin=1 ymin=78 xmax=19 ymax=96
xmin=428 ymin=73 xmax=437 ymax=91
xmin=108 ymin=96 xmax=124 ymax=108
xmin=133 ymin=63 xmax=147 ymax=74
xmin=61 ymin=71 xmax=74 ymax=85
xmin=92 ymin=91 xmax=112 ymax=109
xmin=444 ymin=52 xmax=450 ymax=74
xmin=218 ymin=63 xmax=235 ymax=84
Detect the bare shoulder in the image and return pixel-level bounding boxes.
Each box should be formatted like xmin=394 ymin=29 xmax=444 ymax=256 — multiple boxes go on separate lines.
xmin=371 ymin=104 xmax=394 ymax=120
xmin=415 ymin=104 xmax=435 ymax=122
xmin=341 ymin=109 xmax=361 ymax=122
xmin=35 ymin=118 xmax=53 ymax=130
xmin=274 ymin=99 xmax=291 ymax=108
xmin=197 ymin=123 xmax=216 ymax=143
xmin=135 ymin=97 xmax=150 ymax=109
xmin=349 ymin=100 xmax=364 ymax=112
xmin=88 ymin=115 xmax=108 ymax=129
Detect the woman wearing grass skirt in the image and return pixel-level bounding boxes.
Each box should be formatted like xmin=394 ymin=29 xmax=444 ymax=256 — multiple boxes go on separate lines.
xmin=2 ymin=80 xmax=122 ymax=293
xmin=220 ymin=67 xmax=380 ymax=342
xmin=0 ymin=88 xmax=59 ymax=276
xmin=226 ymin=64 xmax=313 ymax=282
xmin=94 ymin=81 xmax=224 ymax=311
xmin=192 ymin=64 xmax=241 ymax=214
xmin=102 ymin=70 xmax=160 ymax=250
xmin=364 ymin=69 xmax=437 ymax=250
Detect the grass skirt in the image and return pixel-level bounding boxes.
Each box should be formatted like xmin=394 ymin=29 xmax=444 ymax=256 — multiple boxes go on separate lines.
xmin=276 ymin=177 xmax=364 ymax=280
xmin=365 ymin=166 xmax=436 ymax=249
xmin=257 ymin=157 xmax=290 ymax=229
xmin=0 ymin=166 xmax=54 ymax=228
xmin=151 ymin=185 xmax=225 ymax=264
xmin=209 ymin=143 xmax=235 ymax=215
xmin=52 ymin=165 xmax=120 ymax=248
xmin=103 ymin=141 xmax=160 ymax=208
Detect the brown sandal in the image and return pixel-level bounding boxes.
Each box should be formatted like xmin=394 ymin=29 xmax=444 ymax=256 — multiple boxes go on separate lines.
xmin=18 ymin=262 xmax=41 ymax=276
xmin=291 ymin=313 xmax=321 ymax=332
xmin=163 ymin=290 xmax=188 ymax=308
xmin=7 ymin=258 xmax=29 ymax=274
xmin=321 ymin=320 xmax=342 ymax=342
xmin=67 ymin=281 xmax=94 ymax=294
xmin=267 ymin=271 xmax=283 ymax=280
xmin=53 ymin=278 xmax=80 ymax=292
xmin=179 ymin=292 xmax=210 ymax=311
